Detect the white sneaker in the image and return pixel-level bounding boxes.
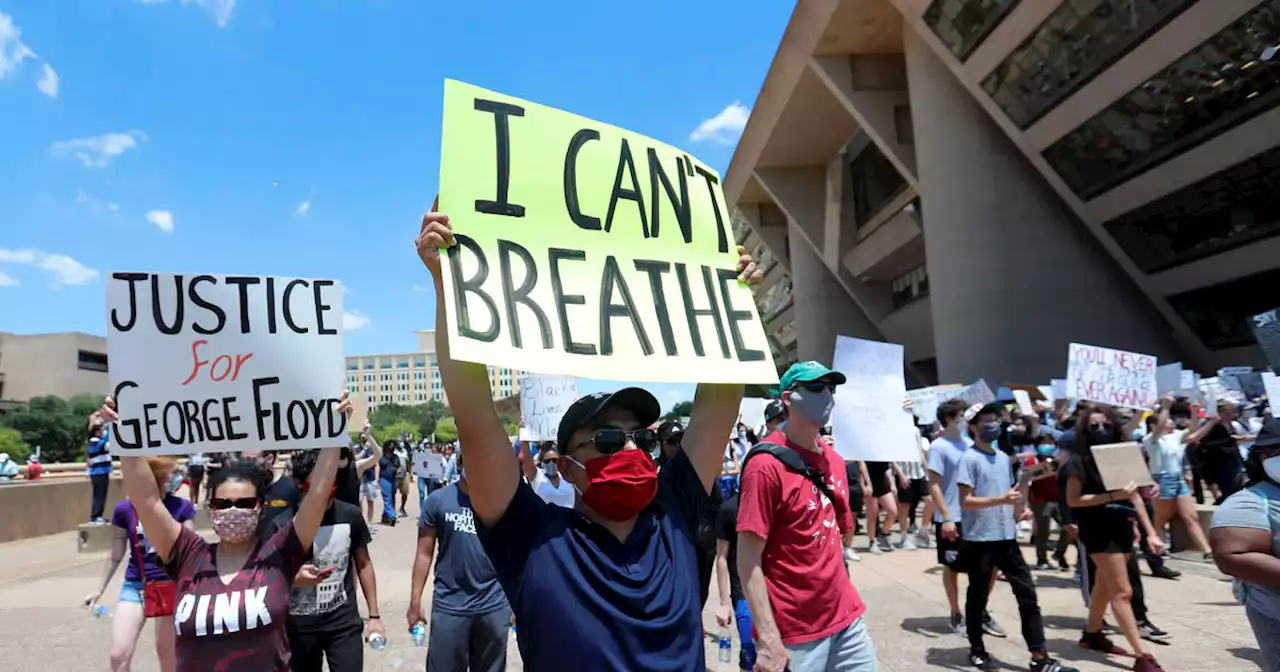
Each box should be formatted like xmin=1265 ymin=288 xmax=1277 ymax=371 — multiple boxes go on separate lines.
xmin=868 ymin=541 xmax=884 ymax=555
xmin=917 ymin=530 xmax=935 ymax=549
xmin=844 ymin=547 xmax=861 ymax=562
xmin=897 ymin=534 xmax=918 ymax=550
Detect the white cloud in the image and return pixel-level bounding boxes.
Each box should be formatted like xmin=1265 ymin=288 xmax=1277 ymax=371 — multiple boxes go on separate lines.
xmin=50 ymin=131 xmax=147 ymax=169
xmin=411 ymin=284 xmax=430 ymax=293
xmin=0 ymin=248 xmax=99 ymax=286
xmin=146 ymin=209 xmax=174 ymax=232
xmin=690 ymin=101 xmax=751 ymax=144
xmin=0 ymin=12 xmax=36 ymax=81
xmin=0 ymin=273 xmax=18 ymax=287
xmin=36 ymin=63 xmax=57 ymax=97
xmin=295 ymin=199 xmax=311 ymax=216
xmin=342 ymin=310 xmax=369 ymax=331
xmin=135 ymin=0 xmax=237 ymax=28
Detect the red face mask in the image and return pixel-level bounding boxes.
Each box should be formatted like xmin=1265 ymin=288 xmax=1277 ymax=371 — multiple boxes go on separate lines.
xmin=566 ymin=448 xmax=658 ymax=522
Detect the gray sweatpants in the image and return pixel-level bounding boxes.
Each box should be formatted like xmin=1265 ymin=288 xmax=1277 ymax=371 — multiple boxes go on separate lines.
xmin=426 ymin=606 xmax=511 ymax=672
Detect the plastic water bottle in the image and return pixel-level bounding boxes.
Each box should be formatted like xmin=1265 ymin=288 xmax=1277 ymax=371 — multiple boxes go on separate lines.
xmin=90 ymin=604 xmax=110 ymax=619
xmin=368 ymin=633 xmax=386 ymax=651
xmin=411 ymin=624 xmax=426 ymax=648
xmin=717 ymin=627 xmax=731 ymax=664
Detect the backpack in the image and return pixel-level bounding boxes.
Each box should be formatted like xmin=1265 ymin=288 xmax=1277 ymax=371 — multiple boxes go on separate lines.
xmin=741 ymin=442 xmax=838 ymax=506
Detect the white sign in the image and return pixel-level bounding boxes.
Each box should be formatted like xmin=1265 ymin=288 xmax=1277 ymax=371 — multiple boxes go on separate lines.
xmin=1219 ymin=366 xmax=1253 ymax=392
xmin=1180 ymin=370 xmax=1197 ymax=391
xmin=1051 ymin=379 xmax=1067 ymax=401
xmin=829 ymin=336 xmax=917 ymax=462
xmin=1036 ymin=385 xmax=1054 ymax=403
xmin=906 ymin=384 xmax=961 ymax=426
xmin=413 ymin=451 xmax=445 ymax=480
xmin=518 ymin=375 xmax=578 ymax=442
xmin=1012 ymin=390 xmax=1034 ymax=417
xmin=1155 ymin=362 xmax=1182 ymax=396
xmin=938 ymin=379 xmax=996 ymax=407
xmin=738 ymin=398 xmax=769 ymax=432
xmin=106 ymin=272 xmax=347 ymax=455
xmin=1066 ymin=343 xmax=1157 ymax=410
xmin=1262 ymin=373 xmax=1280 ymax=418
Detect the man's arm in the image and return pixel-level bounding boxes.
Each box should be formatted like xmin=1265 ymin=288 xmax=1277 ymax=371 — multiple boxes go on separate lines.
xmin=927 ymin=471 xmax=950 ymax=520
xmin=518 ymin=439 xmax=536 ymax=483
xmin=714 ymin=539 xmax=733 ymax=616
xmin=353 ymin=546 xmax=380 ymax=618
xmin=738 ymin=532 xmax=782 ymax=653
xmin=959 ymin=483 xmax=1019 ymax=510
xmin=407 ymin=526 xmax=437 ymax=627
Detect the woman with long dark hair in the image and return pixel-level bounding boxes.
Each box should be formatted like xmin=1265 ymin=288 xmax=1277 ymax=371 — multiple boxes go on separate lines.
xmin=1061 ymin=405 xmax=1166 ymax=672
xmin=1211 ymin=418 xmax=1280 ymax=671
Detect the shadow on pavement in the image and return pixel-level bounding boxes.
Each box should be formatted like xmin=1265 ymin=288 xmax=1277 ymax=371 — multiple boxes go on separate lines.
xmin=1226 ymin=646 xmax=1263 ymax=667
xmin=899 ymin=616 xmax=955 ymax=638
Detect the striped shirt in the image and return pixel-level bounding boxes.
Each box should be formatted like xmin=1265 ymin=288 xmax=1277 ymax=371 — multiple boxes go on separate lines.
xmin=897 ymin=436 xmax=929 ymax=480
xmin=86 ymin=427 xmax=113 ymax=476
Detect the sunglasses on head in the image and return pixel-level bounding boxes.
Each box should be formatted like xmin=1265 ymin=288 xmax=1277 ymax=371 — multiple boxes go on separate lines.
xmin=209 ymin=497 xmax=260 ymax=511
xmin=792 ymin=380 xmax=837 ymax=394
xmin=575 ymin=428 xmax=659 ymax=455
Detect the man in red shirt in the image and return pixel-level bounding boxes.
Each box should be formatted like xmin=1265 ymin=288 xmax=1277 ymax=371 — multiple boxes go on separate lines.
xmin=737 ymin=361 xmax=875 ymax=672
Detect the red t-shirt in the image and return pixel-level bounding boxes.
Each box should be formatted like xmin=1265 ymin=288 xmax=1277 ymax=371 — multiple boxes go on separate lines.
xmin=737 ymin=435 xmax=865 ymax=645
xmin=165 ymin=521 xmax=308 ymax=671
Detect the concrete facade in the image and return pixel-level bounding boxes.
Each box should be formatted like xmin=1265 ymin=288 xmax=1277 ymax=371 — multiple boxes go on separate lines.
xmin=0 ymin=332 xmax=109 ymax=405
xmin=730 ymin=0 xmax=1280 ymax=383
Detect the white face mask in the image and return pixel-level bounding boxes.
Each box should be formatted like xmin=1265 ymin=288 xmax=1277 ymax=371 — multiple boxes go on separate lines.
xmin=1264 ymin=456 xmax=1280 ymax=484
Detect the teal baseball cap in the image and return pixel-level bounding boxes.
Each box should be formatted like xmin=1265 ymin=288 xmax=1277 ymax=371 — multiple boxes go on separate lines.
xmin=779 ymin=361 xmax=847 ymax=392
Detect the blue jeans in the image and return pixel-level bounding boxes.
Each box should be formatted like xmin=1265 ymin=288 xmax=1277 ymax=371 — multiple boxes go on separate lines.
xmin=785 ymin=616 xmax=878 ymax=672
xmin=734 ymin=599 xmax=756 ymax=670
xmin=380 ymin=478 xmax=396 ymax=520
xmin=1155 ymin=472 xmax=1191 ymax=499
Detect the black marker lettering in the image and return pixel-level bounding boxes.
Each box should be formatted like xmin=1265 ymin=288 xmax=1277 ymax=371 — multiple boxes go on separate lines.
xmin=287 ymin=400 xmax=308 ymax=440
xmin=188 ymin=275 xmax=226 ymax=335
xmin=182 ymin=400 xmax=207 ymax=443
xmin=717 ymin=269 xmax=766 ymax=361
xmin=604 ymin=139 xmax=649 ymax=238
xmin=253 ymin=376 xmax=281 ymax=441
xmin=162 ymin=401 xmax=186 ymax=445
xmin=497 ymin=239 xmax=552 ymax=349
xmin=598 ymin=255 xmax=652 ymax=357
xmin=564 ymin=128 xmax=602 ymax=231
xmin=265 ymin=278 xmax=278 ymax=334
xmin=675 ymin=263 xmax=729 ymax=358
xmin=141 ymin=402 xmax=161 ymax=448
xmin=474 ymin=99 xmax=526 ymax=217
xmin=111 ymin=380 xmax=142 ymax=450
xmin=648 ymin=149 xmax=691 ymax=243
xmin=151 ymin=274 xmax=185 ymax=335
xmin=446 ymin=235 xmax=500 ymax=343
xmin=313 ymin=280 xmax=337 ymax=335
xmin=222 ymin=397 xmax=247 ymax=440
xmin=225 ymin=277 xmax=261 ymax=333
xmin=694 ymin=165 xmax=731 ymax=254
xmin=201 ymin=399 xmax=225 ymax=441
xmin=110 ymin=273 xmax=148 ymax=333
xmin=283 ymin=279 xmax=310 ymax=334
xmin=633 ymin=259 xmax=677 ymax=355
xmin=548 ymin=247 xmax=596 ymax=355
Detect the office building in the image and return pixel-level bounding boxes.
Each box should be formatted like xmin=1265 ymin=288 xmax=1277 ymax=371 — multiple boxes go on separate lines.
xmin=731 ymin=0 xmax=1279 ymax=386
xmin=0 ymin=332 xmax=109 ymax=411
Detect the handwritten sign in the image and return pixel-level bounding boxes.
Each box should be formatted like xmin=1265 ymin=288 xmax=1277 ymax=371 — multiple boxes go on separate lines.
xmin=829 ymin=336 xmax=917 ymax=462
xmin=437 ymin=80 xmax=777 ymax=385
xmin=1090 ymin=442 xmax=1155 ymax=489
xmin=1262 ymin=373 xmax=1280 ymax=418
xmin=938 ymin=379 xmax=996 ymax=407
xmin=1051 ymin=379 xmax=1067 ymax=401
xmin=1012 ymin=390 xmax=1034 ymax=417
xmin=106 ymin=272 xmax=347 ymax=455
xmin=905 ymin=384 xmax=960 ymax=425
xmin=1066 ymin=343 xmax=1156 ymax=410
xmin=1155 ymin=362 xmax=1182 ymax=396
xmin=519 ymin=375 xmax=578 ymax=442
xmin=1180 ymin=370 xmax=1196 ymax=392
xmin=413 ymin=451 xmax=445 ymax=480
xmin=1251 ymin=309 xmax=1280 ymax=371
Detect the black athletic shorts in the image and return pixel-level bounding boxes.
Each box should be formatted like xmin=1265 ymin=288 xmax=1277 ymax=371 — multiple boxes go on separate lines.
xmin=900 ymin=477 xmax=929 ymax=505
xmin=935 ymin=521 xmax=967 ymax=572
xmin=866 ymin=461 xmax=892 ymax=498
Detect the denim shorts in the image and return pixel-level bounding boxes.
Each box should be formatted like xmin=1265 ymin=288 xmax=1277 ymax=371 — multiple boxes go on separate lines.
xmin=119 ymin=579 xmax=145 ymax=604
xmin=1155 ymin=472 xmax=1191 ymax=499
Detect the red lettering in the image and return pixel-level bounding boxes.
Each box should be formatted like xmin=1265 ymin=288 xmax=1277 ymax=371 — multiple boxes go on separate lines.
xmin=210 ymin=355 xmax=233 ymax=381
xmin=181 ymin=340 xmax=210 ymax=386
xmin=179 ymin=340 xmax=255 ymax=385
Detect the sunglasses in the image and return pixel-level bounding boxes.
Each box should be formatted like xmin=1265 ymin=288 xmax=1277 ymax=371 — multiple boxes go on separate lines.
xmin=1088 ymin=422 xmax=1113 ymax=431
xmin=792 ymin=380 xmax=837 ymax=394
xmin=209 ymin=497 xmax=260 ymax=511
xmin=574 ymin=428 xmax=659 ymax=455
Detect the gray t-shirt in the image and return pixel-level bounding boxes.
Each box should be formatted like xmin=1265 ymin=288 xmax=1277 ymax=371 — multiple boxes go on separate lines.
xmin=927 ymin=435 xmax=969 ymax=524
xmin=957 ymin=447 xmax=1017 ymax=542
xmin=1211 ymin=481 xmax=1280 ymax=622
xmin=420 ymin=484 xmax=509 ymax=615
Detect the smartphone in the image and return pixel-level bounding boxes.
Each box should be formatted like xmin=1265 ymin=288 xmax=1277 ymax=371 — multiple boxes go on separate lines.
xmin=316 ymin=566 xmax=337 ymax=579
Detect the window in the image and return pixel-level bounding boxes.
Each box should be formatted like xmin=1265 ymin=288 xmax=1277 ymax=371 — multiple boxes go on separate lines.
xmin=77 ymin=350 xmax=108 ymax=373
xmin=414 ymin=356 xmax=426 ymax=367
xmin=891 ymin=265 xmax=930 ymax=309
xmin=755 ymin=275 xmax=793 ymax=322
xmin=983 ymin=0 xmax=1197 ymax=129
xmin=347 ymin=360 xmax=359 ymax=371
xmin=1104 ymin=143 xmax=1280 ymax=272
xmin=850 ymin=142 xmax=907 ymax=228
xmin=398 ymin=357 xmax=410 ymax=368
xmin=1044 ymin=1 xmax=1280 ymax=199
xmin=1166 ymin=267 xmax=1280 ymax=350
xmin=364 ymin=361 xmax=374 ymax=370
xmin=924 ymin=0 xmax=1021 ymax=61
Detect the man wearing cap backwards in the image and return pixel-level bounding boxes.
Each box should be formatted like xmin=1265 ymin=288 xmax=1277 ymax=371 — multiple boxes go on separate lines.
xmin=414 ymin=208 xmax=765 ymax=672
xmin=737 ymin=361 xmax=874 ymax=672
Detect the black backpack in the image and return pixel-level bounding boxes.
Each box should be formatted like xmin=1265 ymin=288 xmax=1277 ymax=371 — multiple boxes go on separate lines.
xmin=741 ymin=442 xmax=837 ymax=505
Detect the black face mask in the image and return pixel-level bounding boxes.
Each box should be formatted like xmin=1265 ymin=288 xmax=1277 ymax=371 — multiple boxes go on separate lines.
xmin=1088 ymin=429 xmax=1113 ymax=445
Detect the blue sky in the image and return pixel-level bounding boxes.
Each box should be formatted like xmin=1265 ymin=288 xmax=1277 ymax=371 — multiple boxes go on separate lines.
xmin=0 ymin=0 xmax=790 ymax=413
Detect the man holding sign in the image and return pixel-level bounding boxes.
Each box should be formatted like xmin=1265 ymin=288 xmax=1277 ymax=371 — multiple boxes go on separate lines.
xmin=415 ymin=194 xmax=766 ymax=672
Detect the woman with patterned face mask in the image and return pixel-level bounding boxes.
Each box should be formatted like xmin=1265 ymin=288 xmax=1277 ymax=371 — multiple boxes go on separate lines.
xmin=99 ymin=392 xmax=352 ymax=672
xmin=86 ymin=456 xmax=196 ymax=672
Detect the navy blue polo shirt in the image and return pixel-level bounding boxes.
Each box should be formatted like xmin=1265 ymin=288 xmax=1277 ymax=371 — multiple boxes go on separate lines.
xmin=478 ymin=449 xmax=709 ymax=672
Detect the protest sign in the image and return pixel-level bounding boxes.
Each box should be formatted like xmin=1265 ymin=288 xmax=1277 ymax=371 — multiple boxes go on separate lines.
xmin=738 ymin=397 xmax=768 ymax=431
xmin=1090 ymin=442 xmax=1155 ymax=489
xmin=413 ymin=451 xmax=445 ymax=480
xmin=518 ymin=375 xmax=578 ymax=442
xmin=1262 ymin=373 xmax=1280 ymax=418
xmin=1250 ymin=309 xmax=1280 ymax=371
xmin=437 ymin=80 xmax=777 ymax=385
xmin=1218 ymin=366 xmax=1253 ymax=392
xmin=1066 ymin=343 xmax=1157 ymax=410
xmin=1155 ymin=362 xmax=1181 ymax=396
xmin=906 ymin=384 xmax=960 ymax=425
xmin=1037 ymin=385 xmax=1054 ymax=403
xmin=829 ymin=336 xmax=917 ymax=462
xmin=106 ymin=272 xmax=347 ymax=455
xmin=938 ymin=379 xmax=997 ymax=407
xmin=1012 ymin=390 xmax=1034 ymax=417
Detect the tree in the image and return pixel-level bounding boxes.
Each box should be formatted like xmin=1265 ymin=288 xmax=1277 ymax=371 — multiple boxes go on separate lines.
xmin=435 ymin=416 xmax=458 ymax=443
xmin=0 ymin=395 xmax=83 ymax=464
xmin=373 ymin=420 xmax=419 ymax=447
xmin=662 ymin=400 xmax=693 ymax=421
xmin=0 ymin=428 xmax=31 ymax=463
xmin=369 ymin=400 xmax=450 ymax=439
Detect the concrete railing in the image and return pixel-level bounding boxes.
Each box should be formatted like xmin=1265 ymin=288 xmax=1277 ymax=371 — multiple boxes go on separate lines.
xmin=0 ymin=475 xmax=127 ymax=543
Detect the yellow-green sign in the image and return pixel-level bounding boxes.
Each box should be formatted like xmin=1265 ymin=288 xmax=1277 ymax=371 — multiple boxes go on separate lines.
xmin=437 ymin=80 xmax=778 ymax=384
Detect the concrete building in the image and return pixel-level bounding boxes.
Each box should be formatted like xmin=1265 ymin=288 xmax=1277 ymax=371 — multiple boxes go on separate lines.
xmin=0 ymin=332 xmax=109 ymax=409
xmin=731 ymin=0 xmax=1280 ymax=386
xmin=344 ymin=329 xmax=526 ymax=428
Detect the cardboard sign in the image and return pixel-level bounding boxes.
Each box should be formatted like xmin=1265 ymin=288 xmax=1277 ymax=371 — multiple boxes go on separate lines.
xmin=413 ymin=451 xmax=445 ymax=480
xmin=829 ymin=336 xmax=918 ymax=462
xmin=1089 ymin=442 xmax=1155 ymax=489
xmin=437 ymin=80 xmax=777 ymax=385
xmin=518 ymin=375 xmax=578 ymax=442
xmin=106 ymin=272 xmax=347 ymax=455
xmin=1250 ymin=309 xmax=1280 ymax=371
xmin=1066 ymin=343 xmax=1157 ymax=410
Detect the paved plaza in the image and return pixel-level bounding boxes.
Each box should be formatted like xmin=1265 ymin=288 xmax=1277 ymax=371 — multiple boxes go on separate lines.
xmin=0 ymin=498 xmax=1265 ymax=671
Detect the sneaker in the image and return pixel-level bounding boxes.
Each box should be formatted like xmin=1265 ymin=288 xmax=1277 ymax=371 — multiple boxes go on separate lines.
xmin=844 ymin=547 xmax=861 ymax=563
xmin=1202 ymin=552 xmax=1214 ymax=563
xmin=908 ymin=523 xmax=919 ymax=535
xmin=1030 ymin=656 xmax=1078 ymax=672
xmin=1033 ymin=562 xmax=1055 ymax=571
xmin=1133 ymin=654 xmax=1165 ymax=672
xmin=1138 ymin=620 xmax=1170 ymax=641
xmin=968 ymin=651 xmax=999 ymax=671
xmin=897 ymin=534 xmax=919 ymax=550
xmin=982 ymin=612 xmax=1007 ymax=638
xmin=398 ymin=508 xmax=409 ymax=518
xmin=917 ymin=530 xmax=936 ymax=548
xmin=877 ymin=535 xmax=895 ymax=552
xmin=1149 ymin=565 xmax=1181 ymax=580
xmin=1079 ymin=630 xmax=1126 ymax=655
xmin=949 ymin=612 xmax=967 ymax=637
xmin=88 ymin=517 xmax=108 ymax=525
xmin=868 ymin=540 xmax=884 ymax=555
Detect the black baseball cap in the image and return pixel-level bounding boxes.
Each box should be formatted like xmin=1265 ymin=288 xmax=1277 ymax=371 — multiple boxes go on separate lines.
xmin=657 ymin=419 xmax=685 ymax=445
xmin=764 ymin=399 xmax=786 ymax=422
xmin=556 ymin=388 xmax=662 ymax=454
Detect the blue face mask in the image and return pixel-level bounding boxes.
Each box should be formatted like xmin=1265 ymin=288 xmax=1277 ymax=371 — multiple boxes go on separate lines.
xmin=1036 ymin=444 xmax=1055 ymax=457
